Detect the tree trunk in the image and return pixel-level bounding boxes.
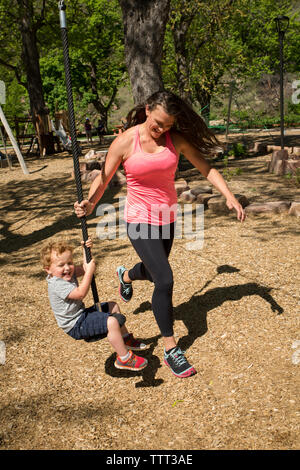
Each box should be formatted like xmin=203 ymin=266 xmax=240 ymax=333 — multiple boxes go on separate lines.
xmin=19 ymin=1 xmax=53 ymax=156
xmin=119 ymin=0 xmax=170 ymax=104
xmin=172 ymin=12 xmax=195 ymax=104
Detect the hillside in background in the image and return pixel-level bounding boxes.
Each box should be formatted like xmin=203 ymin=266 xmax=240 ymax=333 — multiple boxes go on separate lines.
xmin=105 ymin=72 xmax=300 ymax=132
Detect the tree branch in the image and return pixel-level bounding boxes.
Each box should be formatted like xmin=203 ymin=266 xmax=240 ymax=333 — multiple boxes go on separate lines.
xmin=105 ymin=86 xmax=118 ymax=111
xmin=0 ymin=58 xmax=27 ymax=88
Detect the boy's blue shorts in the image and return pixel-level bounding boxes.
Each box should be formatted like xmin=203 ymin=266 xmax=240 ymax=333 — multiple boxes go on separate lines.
xmin=67 ymin=302 xmax=126 ymax=342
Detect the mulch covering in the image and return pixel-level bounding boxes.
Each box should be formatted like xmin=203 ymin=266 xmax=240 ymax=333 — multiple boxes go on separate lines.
xmin=0 ymin=131 xmax=299 ymax=450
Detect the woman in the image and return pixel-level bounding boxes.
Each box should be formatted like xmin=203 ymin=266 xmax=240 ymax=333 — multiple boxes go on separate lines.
xmin=74 ymin=90 xmax=245 ymax=378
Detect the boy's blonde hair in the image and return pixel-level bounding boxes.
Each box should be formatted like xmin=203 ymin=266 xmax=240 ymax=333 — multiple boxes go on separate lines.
xmin=40 ymin=240 xmax=74 ymax=268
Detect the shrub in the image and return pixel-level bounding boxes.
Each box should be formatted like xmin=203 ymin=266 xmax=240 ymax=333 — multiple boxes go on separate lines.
xmin=228 ymin=143 xmax=247 ymax=158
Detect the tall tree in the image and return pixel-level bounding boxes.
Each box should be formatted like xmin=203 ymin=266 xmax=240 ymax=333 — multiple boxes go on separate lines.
xmin=0 ymin=0 xmax=57 ymax=155
xmin=118 ymin=0 xmax=171 ymax=104
xmin=163 ymin=0 xmax=299 ymax=121
xmin=163 ymin=0 xmax=235 ymax=120
xmin=68 ymin=0 xmax=126 ymax=129
xmin=40 ymin=0 xmax=126 ymax=131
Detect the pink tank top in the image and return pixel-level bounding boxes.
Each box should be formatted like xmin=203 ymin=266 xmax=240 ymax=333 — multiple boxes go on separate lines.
xmin=123 ymin=125 xmax=179 ymax=225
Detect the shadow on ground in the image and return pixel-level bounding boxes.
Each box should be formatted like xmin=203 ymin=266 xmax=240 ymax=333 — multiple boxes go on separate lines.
xmin=104 ymin=334 xmax=163 ymax=388
xmin=175 ymin=279 xmax=283 ymax=352
xmin=104 ymin=264 xmax=283 ymax=386
xmin=0 ymin=174 xmax=121 ymax=258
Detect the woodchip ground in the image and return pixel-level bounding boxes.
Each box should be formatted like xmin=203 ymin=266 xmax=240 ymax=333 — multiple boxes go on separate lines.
xmin=0 ymin=129 xmax=299 ymax=450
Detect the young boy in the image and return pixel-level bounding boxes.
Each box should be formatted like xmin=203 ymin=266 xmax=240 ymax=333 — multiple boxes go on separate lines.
xmin=40 ymin=238 xmax=148 ymax=371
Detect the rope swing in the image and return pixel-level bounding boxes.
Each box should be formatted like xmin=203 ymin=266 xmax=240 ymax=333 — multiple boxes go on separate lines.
xmin=58 ymin=0 xmax=100 ymax=308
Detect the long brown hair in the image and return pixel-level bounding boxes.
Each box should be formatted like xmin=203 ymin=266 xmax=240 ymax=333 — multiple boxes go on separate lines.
xmin=126 ymin=90 xmax=222 ymax=154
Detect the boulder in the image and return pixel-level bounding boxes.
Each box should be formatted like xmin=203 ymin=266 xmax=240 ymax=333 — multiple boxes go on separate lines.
xmin=175 ymin=179 xmax=189 ymax=196
xmin=284 ymin=159 xmax=300 ymax=175
xmin=86 ymin=169 xmax=101 ymax=183
xmin=84 ymin=149 xmax=97 ymax=160
xmin=95 ymin=151 xmax=108 ymax=163
xmin=236 ymin=194 xmax=250 ymax=208
xmin=293 ymin=147 xmax=300 ymax=156
xmin=268 ymin=148 xmax=300 ymax=175
xmin=109 ymin=169 xmax=127 ymax=187
xmin=245 ymin=201 xmax=291 ymax=215
xmin=79 ymin=162 xmax=86 ymax=172
xmin=80 ymin=171 xmax=91 ymax=182
xmin=273 ymin=159 xmax=286 ymax=175
xmin=196 ymin=193 xmax=218 ymax=208
xmin=288 ymin=202 xmax=300 ymax=217
xmin=84 ymin=149 xmax=107 ymax=162
xmin=207 ymin=194 xmax=249 ymax=214
xmin=86 ymin=160 xmax=102 ymax=171
xmin=190 ymin=185 xmax=213 ymax=196
xmin=249 ymin=142 xmax=268 ymax=154
xmin=71 ymin=168 xmax=86 ymax=180
xmin=71 ymin=160 xmax=102 ymax=181
xmin=267 ymin=145 xmax=292 ymax=154
xmin=80 ymin=160 xmax=102 ymax=172
xmin=73 ymin=165 xmax=125 ymax=186
xmin=207 ymin=196 xmax=229 ymax=213
xmin=268 ymin=149 xmax=289 ymax=175
xmin=179 ymin=190 xmax=197 ymax=203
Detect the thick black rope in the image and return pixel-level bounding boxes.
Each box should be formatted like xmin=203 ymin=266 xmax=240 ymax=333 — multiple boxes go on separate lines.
xmin=59 ymin=1 xmax=99 ymax=305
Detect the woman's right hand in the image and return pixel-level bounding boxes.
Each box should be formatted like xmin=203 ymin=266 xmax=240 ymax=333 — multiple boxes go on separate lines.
xmin=74 ymin=200 xmax=95 ymax=218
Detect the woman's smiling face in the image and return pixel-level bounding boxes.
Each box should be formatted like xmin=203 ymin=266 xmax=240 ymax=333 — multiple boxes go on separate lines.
xmin=145 ymin=104 xmax=175 ymax=139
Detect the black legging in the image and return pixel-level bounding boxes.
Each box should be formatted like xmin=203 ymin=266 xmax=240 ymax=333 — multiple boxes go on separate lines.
xmin=127 ymin=222 xmax=175 ymax=337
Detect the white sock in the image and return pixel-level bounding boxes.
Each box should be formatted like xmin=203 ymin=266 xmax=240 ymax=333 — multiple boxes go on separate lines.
xmin=120 ymin=351 xmax=130 ymax=362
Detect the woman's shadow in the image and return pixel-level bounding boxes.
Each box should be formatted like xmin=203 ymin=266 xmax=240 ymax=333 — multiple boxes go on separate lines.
xmin=104 ymin=265 xmax=283 ymax=386
xmin=174 ymin=264 xmax=284 ymax=351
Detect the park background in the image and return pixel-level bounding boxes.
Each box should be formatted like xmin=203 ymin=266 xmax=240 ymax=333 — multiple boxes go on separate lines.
xmin=0 ymin=0 xmax=300 ymax=148
xmin=0 ymin=0 xmax=300 ymax=451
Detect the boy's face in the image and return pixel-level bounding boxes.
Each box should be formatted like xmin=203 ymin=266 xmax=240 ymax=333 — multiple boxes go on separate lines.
xmin=45 ymin=250 xmax=75 ymax=281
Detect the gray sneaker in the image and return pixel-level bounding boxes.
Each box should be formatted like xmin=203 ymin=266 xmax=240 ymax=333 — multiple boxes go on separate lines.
xmin=116 ymin=265 xmax=133 ymax=302
xmin=164 ymin=347 xmax=196 ymax=378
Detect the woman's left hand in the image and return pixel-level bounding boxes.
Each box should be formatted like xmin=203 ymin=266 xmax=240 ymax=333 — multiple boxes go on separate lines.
xmin=226 ymin=196 xmax=246 ymax=222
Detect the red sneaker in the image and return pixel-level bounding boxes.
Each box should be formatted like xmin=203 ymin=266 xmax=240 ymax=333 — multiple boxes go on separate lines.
xmin=124 ymin=333 xmax=147 ymax=351
xmin=114 ymin=350 xmax=148 ymax=371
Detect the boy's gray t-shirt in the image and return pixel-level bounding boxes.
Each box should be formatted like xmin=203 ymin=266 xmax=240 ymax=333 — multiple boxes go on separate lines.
xmin=47 ymin=275 xmax=85 ymax=332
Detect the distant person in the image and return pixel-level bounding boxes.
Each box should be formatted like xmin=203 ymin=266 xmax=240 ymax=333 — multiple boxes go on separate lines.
xmin=40 ymin=237 xmax=148 ymax=372
xmin=96 ymin=119 xmax=105 ymax=144
xmin=84 ymin=118 xmax=93 ymax=144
